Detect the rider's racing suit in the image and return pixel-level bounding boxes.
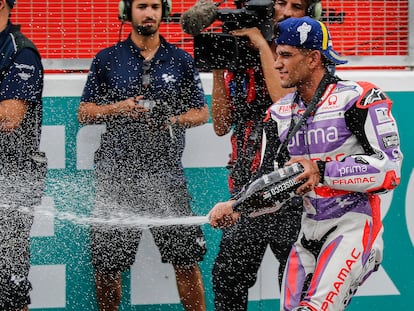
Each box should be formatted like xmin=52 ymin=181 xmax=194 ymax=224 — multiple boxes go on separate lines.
xmin=264 ymin=79 xmax=403 ymax=311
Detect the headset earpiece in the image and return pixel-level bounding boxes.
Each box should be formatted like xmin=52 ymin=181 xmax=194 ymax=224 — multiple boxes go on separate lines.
xmin=162 ymin=0 xmax=172 ymax=18
xmin=307 ymin=0 xmax=323 ymax=21
xmin=118 ymin=0 xmax=171 ymax=22
xmin=118 ymin=0 xmax=131 ymax=22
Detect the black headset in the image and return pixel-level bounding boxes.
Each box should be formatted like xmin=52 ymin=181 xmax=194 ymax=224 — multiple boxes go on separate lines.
xmin=118 ymin=0 xmax=172 ymax=22
xmin=273 ymin=0 xmax=323 ymax=39
xmin=307 ymin=0 xmax=323 ymax=20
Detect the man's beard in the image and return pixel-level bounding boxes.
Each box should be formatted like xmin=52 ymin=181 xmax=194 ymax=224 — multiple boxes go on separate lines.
xmin=135 ymin=24 xmax=157 ymax=36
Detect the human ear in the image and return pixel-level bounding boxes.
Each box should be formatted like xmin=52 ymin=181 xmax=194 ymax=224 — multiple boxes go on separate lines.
xmin=308 ymin=50 xmax=322 ymax=68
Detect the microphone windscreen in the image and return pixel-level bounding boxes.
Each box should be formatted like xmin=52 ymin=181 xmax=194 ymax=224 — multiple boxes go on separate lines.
xmin=181 ymin=0 xmax=218 ymax=36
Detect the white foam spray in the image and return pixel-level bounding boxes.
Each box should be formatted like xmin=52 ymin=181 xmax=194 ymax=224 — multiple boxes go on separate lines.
xmin=20 ymin=206 xmax=210 ymax=228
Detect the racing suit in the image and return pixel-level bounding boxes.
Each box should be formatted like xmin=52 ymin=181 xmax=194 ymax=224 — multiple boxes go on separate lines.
xmin=264 ymin=79 xmax=402 ymax=311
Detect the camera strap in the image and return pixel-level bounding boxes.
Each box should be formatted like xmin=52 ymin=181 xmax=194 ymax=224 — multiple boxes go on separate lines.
xmin=231 ymin=69 xmax=270 ymax=188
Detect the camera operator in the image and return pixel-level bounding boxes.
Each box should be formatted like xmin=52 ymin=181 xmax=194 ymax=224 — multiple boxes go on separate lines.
xmin=211 ymin=1 xmax=322 ymax=310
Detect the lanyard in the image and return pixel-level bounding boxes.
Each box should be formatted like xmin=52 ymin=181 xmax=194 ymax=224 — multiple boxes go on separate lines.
xmin=276 ymin=72 xmax=339 ymax=157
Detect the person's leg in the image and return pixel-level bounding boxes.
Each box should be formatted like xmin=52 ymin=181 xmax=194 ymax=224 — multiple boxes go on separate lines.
xmin=267 ymin=198 xmax=303 ymax=287
xmin=0 ymin=168 xmax=42 ymax=311
xmin=151 ymin=219 xmax=206 ymax=311
xmin=280 ymin=235 xmax=315 ymax=311
xmin=280 ymin=211 xmax=379 ymax=311
xmin=173 ymin=263 xmax=206 ymax=311
xmin=0 ymin=207 xmax=34 ymax=311
xmin=149 ymin=180 xmax=207 ymax=311
xmin=95 ymin=271 xmax=122 ymax=311
xmin=152 ymin=222 xmax=207 ymax=311
xmin=212 ymin=216 xmax=268 ymax=311
xmin=90 ymin=221 xmax=141 ymax=311
xmin=90 ymin=174 xmax=142 ymax=311
xmin=90 ymin=224 xmax=140 ymax=311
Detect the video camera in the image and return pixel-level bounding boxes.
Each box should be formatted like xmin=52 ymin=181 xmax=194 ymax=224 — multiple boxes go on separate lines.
xmin=194 ymin=0 xmax=274 ymax=71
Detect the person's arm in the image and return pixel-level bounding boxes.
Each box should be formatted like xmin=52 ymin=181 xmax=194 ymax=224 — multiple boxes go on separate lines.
xmin=211 ymin=69 xmax=233 ymax=136
xmin=169 ymin=105 xmax=209 ymax=128
xmin=320 ymin=84 xmax=402 ymax=194
xmin=231 ymin=27 xmax=293 ymax=103
xmin=0 ymin=99 xmax=28 ymax=132
xmin=285 ymin=157 xmax=322 ymax=195
xmin=209 ymin=200 xmax=240 ymax=228
xmin=290 ymin=83 xmax=403 ymax=195
xmin=78 ymin=96 xmax=149 ymax=125
xmin=0 ymin=48 xmax=42 ymax=133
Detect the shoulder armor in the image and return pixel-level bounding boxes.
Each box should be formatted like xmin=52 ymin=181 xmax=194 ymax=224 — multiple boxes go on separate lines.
xmin=355 ymin=81 xmax=388 ymax=108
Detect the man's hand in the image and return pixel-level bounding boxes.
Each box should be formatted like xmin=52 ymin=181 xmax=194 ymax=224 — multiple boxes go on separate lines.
xmin=230 ymin=27 xmax=269 ymax=51
xmin=0 ymin=99 xmax=28 ymax=132
xmin=119 ymin=96 xmax=151 ymax=119
xmin=208 ymin=200 xmax=241 ymax=228
xmin=286 ymin=157 xmax=321 ymax=195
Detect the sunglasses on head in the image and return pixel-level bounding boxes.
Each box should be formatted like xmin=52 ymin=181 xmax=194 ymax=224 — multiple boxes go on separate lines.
xmin=142 ymin=60 xmax=151 ymax=87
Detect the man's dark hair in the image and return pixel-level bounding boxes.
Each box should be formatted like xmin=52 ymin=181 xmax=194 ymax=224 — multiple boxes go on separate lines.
xmin=6 ymin=0 xmax=15 ymax=9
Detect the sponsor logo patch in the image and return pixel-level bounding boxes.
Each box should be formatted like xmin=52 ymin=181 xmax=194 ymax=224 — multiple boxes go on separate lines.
xmin=375 ymin=107 xmax=390 ymax=123
xmin=359 ymin=88 xmax=386 ymax=106
xmin=382 ymin=134 xmax=399 ymax=148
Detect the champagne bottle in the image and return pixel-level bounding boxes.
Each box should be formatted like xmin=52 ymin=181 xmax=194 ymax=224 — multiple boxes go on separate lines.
xmin=232 ymin=163 xmax=305 ymax=217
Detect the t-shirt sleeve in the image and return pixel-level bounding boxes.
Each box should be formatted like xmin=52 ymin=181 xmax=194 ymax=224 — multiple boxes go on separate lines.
xmin=181 ymin=54 xmax=207 ymax=110
xmin=0 ymin=48 xmax=43 ymax=104
xmin=80 ymin=57 xmax=102 ymax=103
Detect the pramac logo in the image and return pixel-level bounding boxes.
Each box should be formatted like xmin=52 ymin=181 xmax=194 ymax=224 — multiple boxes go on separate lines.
xmin=328 ymin=95 xmax=338 ymax=105
xmin=319 ymin=95 xmax=340 ymax=112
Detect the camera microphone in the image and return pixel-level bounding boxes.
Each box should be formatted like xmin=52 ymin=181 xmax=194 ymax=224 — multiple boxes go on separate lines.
xmin=180 ymin=0 xmax=221 ymax=36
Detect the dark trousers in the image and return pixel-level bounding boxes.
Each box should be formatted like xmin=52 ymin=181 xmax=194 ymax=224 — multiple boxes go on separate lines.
xmin=212 ymin=197 xmax=302 ymax=311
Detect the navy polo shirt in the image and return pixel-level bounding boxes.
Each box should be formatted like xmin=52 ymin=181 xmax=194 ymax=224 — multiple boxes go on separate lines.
xmin=0 ymin=24 xmax=44 ymax=158
xmin=0 ymin=24 xmax=43 ymax=105
xmin=81 ymin=36 xmax=207 ymax=178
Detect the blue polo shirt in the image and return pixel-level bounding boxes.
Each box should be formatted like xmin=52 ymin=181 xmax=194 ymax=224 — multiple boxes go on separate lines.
xmin=0 ymin=24 xmax=43 ymax=105
xmin=0 ymin=23 xmax=44 ymax=159
xmin=81 ymin=36 xmax=206 ymax=179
